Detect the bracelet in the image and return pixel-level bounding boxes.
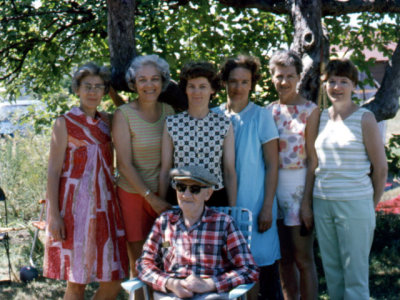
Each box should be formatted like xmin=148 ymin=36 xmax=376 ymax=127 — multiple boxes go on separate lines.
xmin=143 ymin=189 xmax=151 ymax=198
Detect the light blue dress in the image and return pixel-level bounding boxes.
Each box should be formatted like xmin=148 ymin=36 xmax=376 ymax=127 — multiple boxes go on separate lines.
xmin=213 ymin=102 xmax=281 ymax=266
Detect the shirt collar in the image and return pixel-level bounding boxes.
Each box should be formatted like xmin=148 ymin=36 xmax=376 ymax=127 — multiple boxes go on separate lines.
xmin=169 ymin=206 xmax=218 ymax=227
xmin=221 ymin=101 xmax=254 ymax=116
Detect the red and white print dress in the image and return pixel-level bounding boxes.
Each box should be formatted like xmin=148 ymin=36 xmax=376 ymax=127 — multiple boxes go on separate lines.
xmin=43 ymin=107 xmax=128 ymax=284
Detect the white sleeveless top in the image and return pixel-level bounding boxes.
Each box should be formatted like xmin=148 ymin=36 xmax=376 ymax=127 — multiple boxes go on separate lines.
xmin=313 ymin=108 xmax=373 ymax=201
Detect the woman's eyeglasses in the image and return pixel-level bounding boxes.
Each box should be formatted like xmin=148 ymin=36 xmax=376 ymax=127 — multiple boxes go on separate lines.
xmin=175 ymin=182 xmax=208 ymax=195
xmin=81 ymin=83 xmax=105 ymax=93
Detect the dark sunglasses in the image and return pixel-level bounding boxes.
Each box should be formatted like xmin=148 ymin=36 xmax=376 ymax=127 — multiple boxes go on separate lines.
xmin=175 ymin=182 xmax=208 ymax=195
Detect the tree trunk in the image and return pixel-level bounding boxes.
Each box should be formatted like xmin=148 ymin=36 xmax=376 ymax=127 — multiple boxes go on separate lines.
xmin=216 ymin=0 xmax=400 ymax=119
xmin=106 ymin=0 xmax=187 ymax=110
xmin=115 ymin=0 xmax=399 ymax=119
xmin=107 ymin=0 xmax=136 ymax=91
xmin=290 ymin=0 xmax=325 ymax=103
xmin=363 ymin=39 xmax=400 ymax=122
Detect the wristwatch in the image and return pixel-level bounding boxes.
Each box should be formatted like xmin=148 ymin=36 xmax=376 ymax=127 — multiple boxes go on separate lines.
xmin=143 ymin=189 xmax=151 ymax=198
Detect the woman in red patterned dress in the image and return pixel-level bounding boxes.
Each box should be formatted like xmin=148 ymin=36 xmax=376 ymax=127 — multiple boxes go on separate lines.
xmin=43 ymin=63 xmax=128 ymax=300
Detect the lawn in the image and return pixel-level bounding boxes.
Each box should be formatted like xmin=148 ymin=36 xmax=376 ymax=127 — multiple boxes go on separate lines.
xmin=0 ymin=110 xmax=399 ymax=299
xmin=1 ymin=212 xmax=399 ymax=299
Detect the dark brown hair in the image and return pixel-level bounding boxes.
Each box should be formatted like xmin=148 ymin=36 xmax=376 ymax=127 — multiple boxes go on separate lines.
xmin=178 ymin=61 xmax=221 ymax=95
xmin=321 ymin=58 xmax=358 ymax=86
xmin=219 ymin=55 xmax=261 ymax=90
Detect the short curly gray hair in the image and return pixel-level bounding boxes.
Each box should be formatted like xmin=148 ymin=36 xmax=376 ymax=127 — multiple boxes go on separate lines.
xmin=71 ymin=62 xmax=111 ymax=94
xmin=269 ymin=50 xmax=303 ymax=76
xmin=125 ymin=54 xmax=170 ymax=92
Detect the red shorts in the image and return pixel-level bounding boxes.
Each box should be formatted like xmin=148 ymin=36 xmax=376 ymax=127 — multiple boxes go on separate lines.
xmin=117 ymin=187 xmax=158 ymax=242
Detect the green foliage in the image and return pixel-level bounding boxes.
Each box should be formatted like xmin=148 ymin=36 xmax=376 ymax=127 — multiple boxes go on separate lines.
xmin=0 ymin=133 xmax=49 ymax=224
xmin=1 ymin=0 xmax=109 ymax=89
xmin=385 ymin=134 xmax=400 ymax=177
xmin=370 ymin=212 xmax=400 ymax=298
xmin=0 ymin=0 xmax=109 ymax=117
xmin=135 ymin=0 xmax=290 ymax=106
xmin=0 ymin=2 xmax=399 ymax=120
xmin=0 ymin=0 xmax=291 ymax=114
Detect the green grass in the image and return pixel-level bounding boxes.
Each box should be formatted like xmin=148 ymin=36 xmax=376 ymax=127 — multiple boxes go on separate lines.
xmin=0 ymin=132 xmax=49 ymax=225
xmin=1 ymin=132 xmax=400 ymax=299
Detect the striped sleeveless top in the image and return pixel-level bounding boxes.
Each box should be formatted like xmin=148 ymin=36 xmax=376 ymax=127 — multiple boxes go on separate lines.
xmin=313 ymin=108 xmax=373 ymax=201
xmin=116 ymin=102 xmax=174 ymax=193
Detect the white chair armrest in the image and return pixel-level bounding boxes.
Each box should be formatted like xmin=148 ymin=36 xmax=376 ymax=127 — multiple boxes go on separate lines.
xmin=121 ymin=277 xmax=145 ymax=293
xmin=121 ymin=278 xmax=254 ymax=300
xmin=228 ymin=283 xmax=255 ymax=299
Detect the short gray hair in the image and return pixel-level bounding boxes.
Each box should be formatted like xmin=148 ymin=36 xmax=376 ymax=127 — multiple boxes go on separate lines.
xmin=125 ymin=54 xmax=170 ymax=92
xmin=71 ymin=62 xmax=111 ymax=94
xmin=269 ymin=50 xmax=303 ymax=76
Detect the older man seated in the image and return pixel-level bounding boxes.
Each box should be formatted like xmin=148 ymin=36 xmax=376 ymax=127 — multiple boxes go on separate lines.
xmin=136 ymin=165 xmax=259 ymax=299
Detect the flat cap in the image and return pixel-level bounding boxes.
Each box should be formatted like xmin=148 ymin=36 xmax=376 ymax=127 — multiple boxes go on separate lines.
xmin=170 ymin=165 xmax=217 ymax=187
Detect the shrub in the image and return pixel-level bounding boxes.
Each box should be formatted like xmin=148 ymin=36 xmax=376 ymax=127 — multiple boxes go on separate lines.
xmin=385 ymin=134 xmax=400 ymax=178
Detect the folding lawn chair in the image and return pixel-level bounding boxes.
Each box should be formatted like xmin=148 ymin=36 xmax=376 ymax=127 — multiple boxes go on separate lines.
xmin=121 ymin=206 xmax=255 ymax=300
xmin=0 ymin=187 xmax=12 ymax=284
xmin=29 ymin=199 xmax=46 ymax=268
xmin=18 ymin=199 xmax=46 ymax=283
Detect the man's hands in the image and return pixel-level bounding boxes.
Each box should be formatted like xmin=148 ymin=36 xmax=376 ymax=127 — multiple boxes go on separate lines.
xmin=166 ymin=277 xmax=193 ymax=298
xmin=182 ymin=274 xmax=216 ymax=293
xmin=166 ymin=274 xmax=216 ymax=298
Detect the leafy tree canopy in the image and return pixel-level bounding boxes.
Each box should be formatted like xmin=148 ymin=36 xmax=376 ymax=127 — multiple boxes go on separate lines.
xmin=0 ymin=0 xmax=398 ymax=127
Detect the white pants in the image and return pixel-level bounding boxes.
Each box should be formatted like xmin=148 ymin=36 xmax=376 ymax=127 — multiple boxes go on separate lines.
xmin=314 ymin=198 xmax=375 ymax=300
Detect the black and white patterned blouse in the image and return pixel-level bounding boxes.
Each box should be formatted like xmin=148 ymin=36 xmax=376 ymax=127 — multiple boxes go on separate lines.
xmin=166 ymin=111 xmax=231 ymax=190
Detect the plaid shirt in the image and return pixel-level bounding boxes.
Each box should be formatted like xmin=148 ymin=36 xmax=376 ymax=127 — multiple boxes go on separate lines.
xmin=136 ymin=207 xmax=259 ymax=293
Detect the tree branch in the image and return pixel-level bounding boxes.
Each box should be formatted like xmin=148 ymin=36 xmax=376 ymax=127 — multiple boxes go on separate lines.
xmin=217 ymin=0 xmax=288 ymax=13
xmin=363 ymin=39 xmax=400 ymax=121
xmin=0 ymin=10 xmax=97 ymax=82
xmin=0 ymin=8 xmax=93 ymax=23
xmin=207 ymin=0 xmax=400 ymax=16
xmin=0 ymin=50 xmax=28 ymax=81
xmin=321 ymin=0 xmax=400 ymax=16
